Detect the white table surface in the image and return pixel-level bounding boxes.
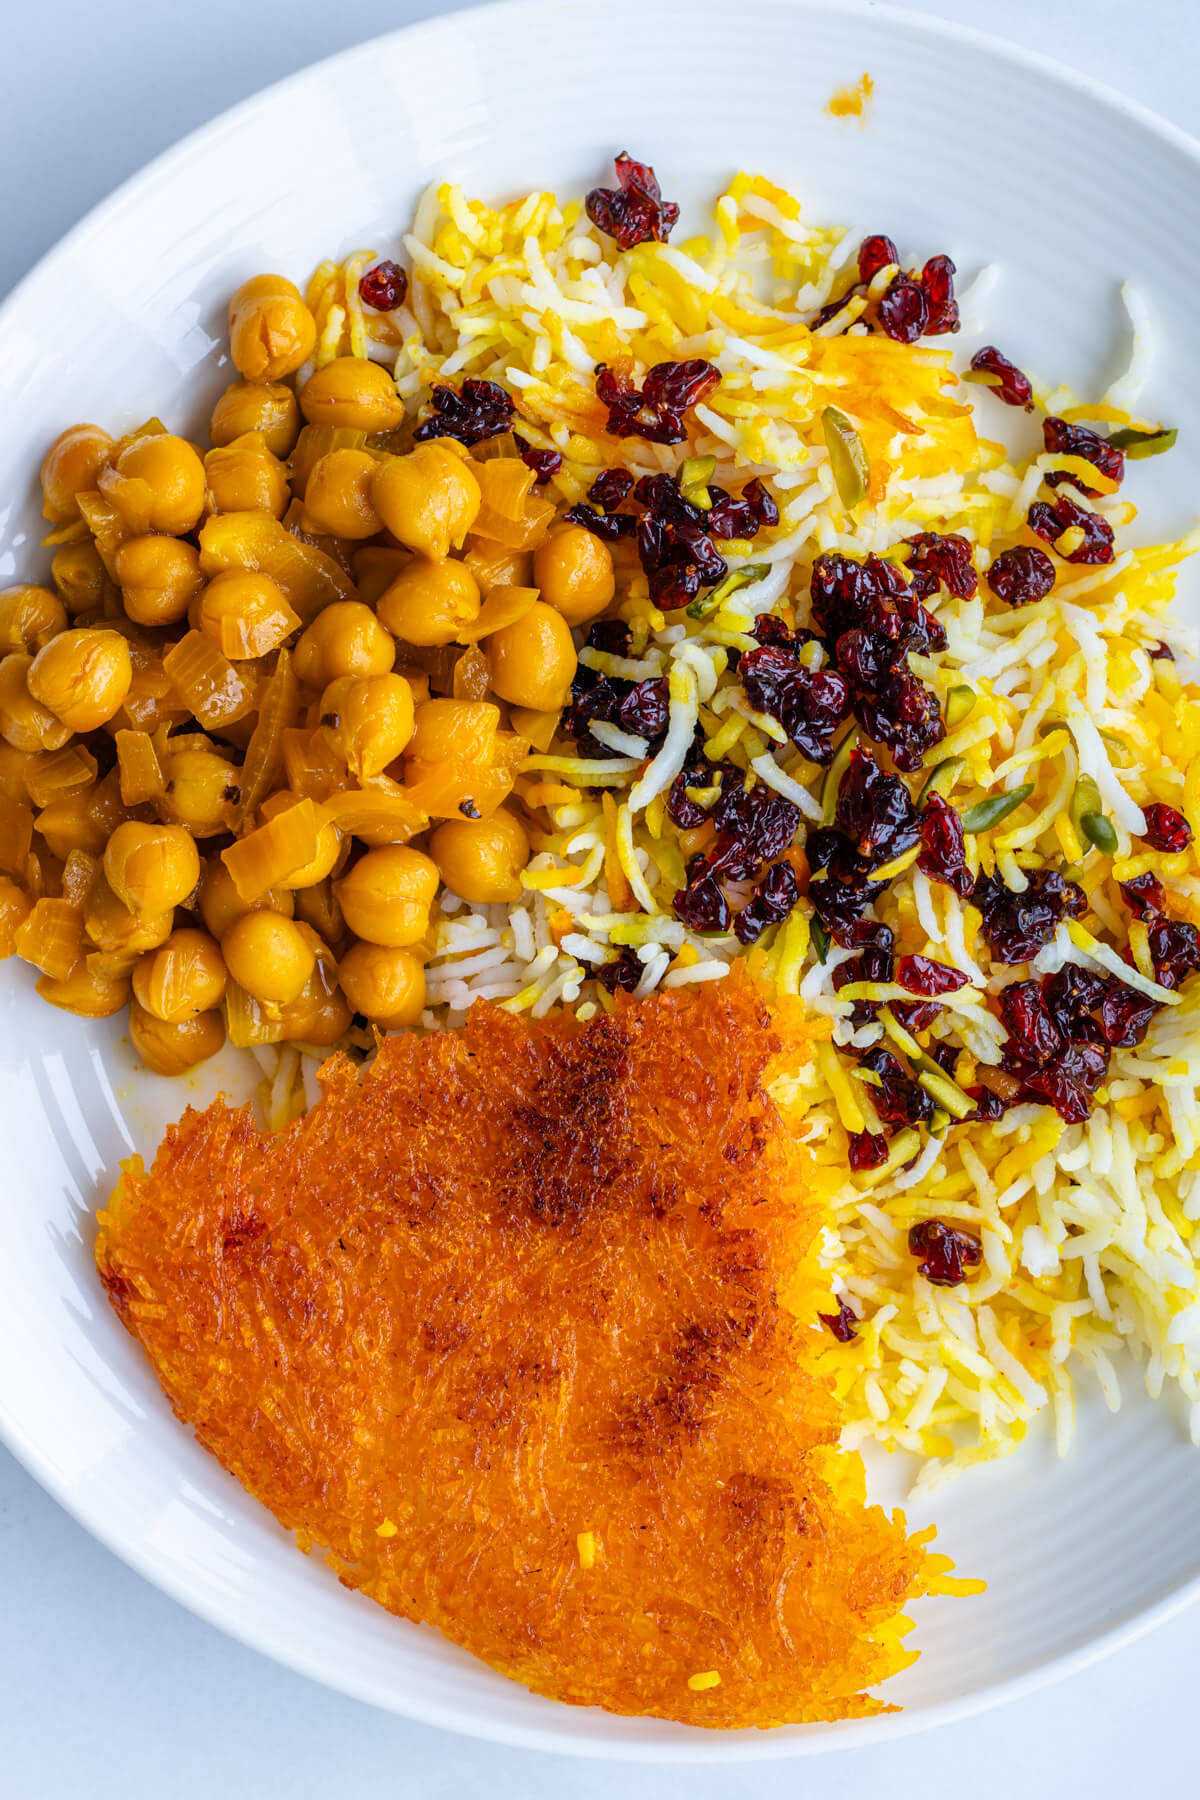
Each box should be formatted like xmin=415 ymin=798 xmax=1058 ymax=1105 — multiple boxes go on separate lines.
xmin=2 ymin=0 xmax=1196 ymax=1792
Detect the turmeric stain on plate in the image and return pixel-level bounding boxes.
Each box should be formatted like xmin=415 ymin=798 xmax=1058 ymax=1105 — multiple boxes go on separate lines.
xmin=827 ymin=72 xmax=874 ymax=121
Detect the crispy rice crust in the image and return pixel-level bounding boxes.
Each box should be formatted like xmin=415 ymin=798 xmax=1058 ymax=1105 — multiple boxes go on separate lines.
xmin=96 ymin=978 xmax=933 ymax=1727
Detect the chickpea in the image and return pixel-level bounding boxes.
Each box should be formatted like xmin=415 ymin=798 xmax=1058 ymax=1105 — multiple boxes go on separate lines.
xmin=278 ymin=962 xmax=352 ymax=1045
xmin=338 ymin=941 xmax=425 ymax=1029
xmin=222 ymin=911 xmax=317 ymax=1005
xmin=84 ymin=878 xmax=173 ymax=959
xmin=0 ymin=877 xmax=32 ymax=956
xmin=210 ymin=379 xmax=301 ymax=458
xmin=159 ymin=746 xmax=240 ymax=836
xmin=40 ymin=423 xmax=115 ymax=524
xmin=293 ymin=600 xmax=394 ymax=688
xmin=260 ymin=790 xmax=343 ymax=888
xmin=299 ymin=356 xmax=406 ymax=433
xmin=98 ymin=433 xmax=207 ymax=536
xmin=377 ymin=557 xmax=480 ymax=647
xmin=198 ymin=856 xmax=293 ymax=938
xmin=115 ymin=535 xmax=203 ymax=627
xmin=371 ymin=444 xmax=481 ymax=560
xmin=406 ymin=698 xmax=499 ymax=764
xmin=485 ymin=601 xmax=577 ymax=711
xmin=28 ymin=628 xmax=133 ymax=732
xmin=228 ymin=275 xmax=317 ymax=383
xmin=0 ymin=653 xmax=72 ymax=753
xmin=320 ymin=672 xmax=414 ymax=778
xmin=36 ymin=961 xmax=131 ymax=1019
xmin=533 ymin=524 xmax=615 ymax=627
xmin=35 ymin=793 xmax=107 ymax=861
xmin=302 ymin=449 xmax=383 ymax=539
xmin=429 ymin=808 xmax=530 ymax=904
xmin=0 ymin=585 xmax=67 ymax=654
xmin=206 ymin=431 xmax=290 ymax=517
xmin=335 ymin=845 xmax=438 ymax=947
xmin=197 ymin=570 xmax=300 ymax=660
xmin=51 ymin=544 xmax=109 ymax=617
xmin=129 ymin=1000 xmax=226 ymax=1076
xmin=104 ymin=821 xmax=200 ymax=915
xmin=132 ymin=928 xmax=226 ymax=1023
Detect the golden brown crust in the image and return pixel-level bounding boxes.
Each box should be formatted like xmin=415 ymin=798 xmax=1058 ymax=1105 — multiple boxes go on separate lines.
xmin=96 ymin=977 xmax=934 ymax=1726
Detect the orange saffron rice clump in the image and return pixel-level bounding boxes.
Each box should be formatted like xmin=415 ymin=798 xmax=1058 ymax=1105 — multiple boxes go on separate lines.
xmin=96 ymin=977 xmax=963 ymax=1727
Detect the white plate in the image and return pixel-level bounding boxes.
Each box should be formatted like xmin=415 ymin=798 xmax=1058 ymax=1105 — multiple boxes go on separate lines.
xmin=2 ymin=0 xmax=1200 ymax=1761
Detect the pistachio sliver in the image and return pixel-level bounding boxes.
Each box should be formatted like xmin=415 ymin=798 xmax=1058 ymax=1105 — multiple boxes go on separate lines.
xmin=822 ymin=406 xmax=870 ymax=509
xmin=810 ymin=916 xmax=830 ymax=965
xmin=944 ymin=684 xmax=977 ymax=730
xmin=917 ymin=755 xmax=966 ymax=805
xmin=1106 ymin=425 xmax=1178 ymax=459
xmin=1080 ymin=811 xmax=1118 ymax=855
xmin=961 ymin=782 xmax=1035 ymax=834
xmin=1069 ymin=774 xmax=1103 ymax=841
xmin=686 ymin=561 xmax=770 ymax=621
xmin=679 ymin=453 xmax=716 ymax=510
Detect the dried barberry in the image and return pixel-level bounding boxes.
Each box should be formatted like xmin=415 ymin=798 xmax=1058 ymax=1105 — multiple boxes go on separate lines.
xmin=739 ymin=645 xmax=852 ymax=763
xmin=818 ymin=1296 xmax=860 ymax=1340
xmin=1028 ymin=495 xmax=1115 ymax=565
xmin=862 ymin=1047 xmax=934 ymax=1127
xmin=1148 ymin=917 xmax=1200 ymax=990
xmin=734 ymin=859 xmax=800 ymax=945
xmin=585 ymin=619 xmax=632 ymax=659
xmin=1141 ymin=803 xmax=1193 ymax=853
xmin=563 ymin=502 xmax=637 ymax=542
xmin=588 ymin=468 xmax=635 ymax=512
xmin=878 ymin=275 xmax=929 ymax=343
xmin=810 ymin=550 xmax=909 ymax=643
xmin=1043 ymin=417 xmax=1125 ymax=494
xmin=856 ymin=668 xmax=945 ymax=771
xmin=709 ymin=777 xmax=801 ymax=881
xmin=908 ymin=1220 xmax=982 ymax=1286
xmin=1043 ymin=964 xmax=1109 ymax=1036
xmin=969 ymin=346 xmax=1034 ymax=410
xmin=805 ymin=827 xmax=876 ymax=942
xmin=415 ymin=378 xmax=514 ymax=447
xmin=672 ymin=871 xmax=731 ymax=934
xmin=617 ymin=678 xmax=669 ymax=742
xmin=917 ymin=792 xmax=972 ymax=897
xmin=1099 ymin=984 xmax=1158 ymax=1048
xmin=919 ymin=255 xmax=960 ymax=335
xmin=1119 ymin=871 xmax=1166 ymax=918
xmin=358 ymin=259 xmax=408 ymax=311
xmin=904 ymin=532 xmax=977 ymax=600
xmin=519 ymin=443 xmax=562 ymax=483
xmin=965 ymin=1086 xmax=1009 ymax=1122
xmin=896 ymin=954 xmax=967 ymax=997
xmin=595 ymin=949 xmax=643 ymax=994
xmin=999 ymin=978 xmax=1065 ymax=1062
xmin=1018 ymin=1042 xmax=1108 ymax=1123
xmin=858 ymin=235 xmax=899 ymax=284
xmin=972 ymin=869 xmax=1086 ymax=964
xmin=890 ymin=1000 xmax=942 ymax=1033
xmin=585 ymin=153 xmax=679 ymax=250
xmin=664 ymin=738 xmax=716 ymax=830
xmin=597 ymin=360 xmax=720 ymax=445
xmin=987 ymin=545 xmax=1056 ymax=608
xmin=1150 ymin=641 xmax=1175 ymax=661
xmin=835 ymin=748 xmax=919 ymax=864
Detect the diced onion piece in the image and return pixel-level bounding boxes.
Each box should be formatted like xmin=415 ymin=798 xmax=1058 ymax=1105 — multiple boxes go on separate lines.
xmin=319 ymin=781 xmax=429 ymax=846
xmin=24 ymin=744 xmax=98 ymax=809
xmin=222 ymin=799 xmax=321 ymax=903
xmin=199 ymin=512 xmax=353 ymax=622
xmin=454 ymin=584 xmax=539 ymax=643
xmin=224 ymin=977 xmax=286 ymax=1048
xmin=14 ymin=896 xmax=83 ymax=980
xmin=163 ymin=631 xmax=257 ymax=731
xmin=282 ymin=726 xmax=347 ymax=802
xmin=237 ymin=649 xmax=299 ymax=826
xmin=114 ymin=730 xmax=164 ymax=807
xmin=0 ymin=795 xmax=33 ymax=878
